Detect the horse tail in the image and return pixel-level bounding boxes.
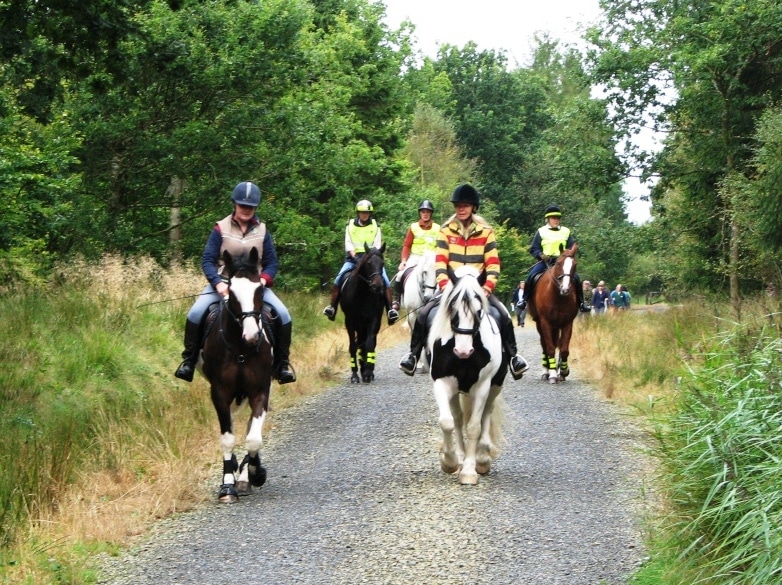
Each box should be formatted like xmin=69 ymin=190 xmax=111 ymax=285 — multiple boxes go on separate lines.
xmin=488 ymin=393 xmax=508 ymax=458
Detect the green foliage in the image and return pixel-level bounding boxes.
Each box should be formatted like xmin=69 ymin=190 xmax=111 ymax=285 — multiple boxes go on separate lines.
xmin=650 ymin=326 xmax=782 ymax=583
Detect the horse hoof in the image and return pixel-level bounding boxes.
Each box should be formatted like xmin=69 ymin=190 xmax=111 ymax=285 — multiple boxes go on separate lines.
xmin=458 ymin=472 xmax=479 ymax=485
xmin=476 ymin=461 xmax=491 ymax=475
xmin=540 ymin=373 xmax=548 ymax=381
xmin=249 ymin=466 xmax=267 ymax=487
xmin=218 ymin=484 xmax=239 ymax=503
xmin=440 ymin=454 xmax=460 ymax=475
xmin=350 ymin=374 xmax=361 ymax=384
xmin=548 ymin=377 xmax=559 ymax=385
xmin=236 ymin=480 xmax=252 ymax=496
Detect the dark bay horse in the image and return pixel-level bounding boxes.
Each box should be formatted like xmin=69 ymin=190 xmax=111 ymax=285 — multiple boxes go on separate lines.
xmin=428 ymin=266 xmax=507 ymax=485
xmin=339 ymin=244 xmax=388 ymax=383
xmin=200 ymin=248 xmax=273 ymax=503
xmin=527 ymin=244 xmax=579 ymax=384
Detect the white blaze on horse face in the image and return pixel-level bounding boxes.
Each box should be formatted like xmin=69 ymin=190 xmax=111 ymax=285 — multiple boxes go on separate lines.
xmin=561 ymin=256 xmax=574 ymax=295
xmin=452 ymin=294 xmax=481 ymax=359
xmin=231 ymin=276 xmax=262 ymax=344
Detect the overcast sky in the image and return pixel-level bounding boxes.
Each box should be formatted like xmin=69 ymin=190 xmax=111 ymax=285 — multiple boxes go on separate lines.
xmin=382 ymin=0 xmax=654 ymax=224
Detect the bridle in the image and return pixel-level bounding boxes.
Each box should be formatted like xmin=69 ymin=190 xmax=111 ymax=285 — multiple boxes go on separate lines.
xmin=217 ymin=277 xmax=264 ymax=363
xmin=450 ymin=290 xmax=484 ymax=337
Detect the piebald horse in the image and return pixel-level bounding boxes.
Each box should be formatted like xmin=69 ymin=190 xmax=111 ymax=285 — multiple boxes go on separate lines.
xmin=428 ymin=266 xmax=507 ymax=485
xmin=200 ymin=248 xmax=273 ymax=503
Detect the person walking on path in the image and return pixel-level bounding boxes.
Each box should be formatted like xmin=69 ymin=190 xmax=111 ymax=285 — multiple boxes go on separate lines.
xmin=511 ymin=280 xmax=527 ymax=327
xmin=591 ymin=281 xmax=611 ymax=315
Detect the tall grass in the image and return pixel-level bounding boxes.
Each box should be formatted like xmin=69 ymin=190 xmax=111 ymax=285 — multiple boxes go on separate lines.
xmin=571 ymin=301 xmax=782 ymax=584
xmin=0 ymin=254 xmax=408 ymax=584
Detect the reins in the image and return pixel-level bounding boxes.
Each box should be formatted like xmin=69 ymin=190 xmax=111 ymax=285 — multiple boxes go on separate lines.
xmin=216 ymin=286 xmax=265 ymax=363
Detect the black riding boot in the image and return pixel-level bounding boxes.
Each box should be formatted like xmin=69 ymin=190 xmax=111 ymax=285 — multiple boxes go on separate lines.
xmin=399 ymin=319 xmax=426 ymax=376
xmin=501 ymin=315 xmax=528 ymax=381
xmin=274 ymin=321 xmax=296 ymax=384
xmin=385 ymin=287 xmax=399 ymax=325
xmin=174 ymin=319 xmax=201 ymax=382
xmin=393 ymin=278 xmax=403 ymax=307
xmin=323 ymin=284 xmax=340 ymax=320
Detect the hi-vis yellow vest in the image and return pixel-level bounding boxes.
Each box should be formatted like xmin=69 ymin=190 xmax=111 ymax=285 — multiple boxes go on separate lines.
xmin=347 ymin=218 xmax=379 ymax=250
xmin=409 ymin=222 xmax=440 ymax=256
xmin=538 ymin=225 xmax=571 ymax=256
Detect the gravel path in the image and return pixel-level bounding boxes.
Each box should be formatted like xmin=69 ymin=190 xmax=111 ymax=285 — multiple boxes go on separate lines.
xmin=97 ymin=325 xmax=649 ymax=585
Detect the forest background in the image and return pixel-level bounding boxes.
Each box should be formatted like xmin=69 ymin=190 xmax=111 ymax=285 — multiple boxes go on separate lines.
xmin=4 ymin=1 xmax=782 ymax=583
xmin=4 ymin=0 xmax=782 ymax=306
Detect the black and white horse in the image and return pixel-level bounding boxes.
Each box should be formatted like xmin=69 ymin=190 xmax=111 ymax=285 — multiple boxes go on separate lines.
xmin=428 ymin=266 xmax=507 ymax=485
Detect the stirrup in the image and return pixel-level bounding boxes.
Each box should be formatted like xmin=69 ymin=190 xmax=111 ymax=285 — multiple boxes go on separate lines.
xmin=387 ymin=308 xmax=399 ymax=325
xmin=323 ymin=305 xmax=336 ymax=321
xmin=509 ymin=355 xmax=529 ymax=381
xmin=276 ymin=362 xmax=297 ymax=384
xmin=174 ymin=360 xmax=195 ymax=382
xmin=399 ymin=353 xmax=417 ymax=376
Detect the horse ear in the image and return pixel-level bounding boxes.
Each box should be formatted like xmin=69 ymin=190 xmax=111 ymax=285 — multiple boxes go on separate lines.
xmin=249 ymin=247 xmax=259 ymax=264
xmin=364 ymin=242 xmax=371 ymax=254
xmin=447 ymin=265 xmax=456 ymax=283
xmin=380 ymin=242 xmax=386 ymax=255
xmin=222 ymin=250 xmax=233 ymax=268
xmin=559 ymin=243 xmax=565 ymax=254
xmin=571 ymin=242 xmax=578 ymax=254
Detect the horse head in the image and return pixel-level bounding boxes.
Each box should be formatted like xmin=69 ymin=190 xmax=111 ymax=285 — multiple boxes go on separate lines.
xmin=439 ymin=266 xmax=488 ymax=359
xmin=357 ymin=243 xmax=386 ymax=295
xmin=417 ymin=251 xmax=438 ymax=303
xmin=552 ymin=243 xmax=578 ymax=297
xmin=222 ymin=248 xmax=264 ymax=347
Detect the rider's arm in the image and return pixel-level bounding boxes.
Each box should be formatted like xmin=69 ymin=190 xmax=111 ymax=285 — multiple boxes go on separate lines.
xmin=259 ymin=230 xmax=278 ymax=286
xmin=344 ymin=222 xmax=356 ymax=258
xmin=529 ymin=230 xmax=544 ymax=261
xmin=483 ymin=230 xmax=500 ymax=294
xmin=201 ymin=227 xmax=224 ymax=288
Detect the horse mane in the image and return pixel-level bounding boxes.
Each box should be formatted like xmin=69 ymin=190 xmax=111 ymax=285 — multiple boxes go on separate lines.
xmin=430 ymin=266 xmax=487 ymax=340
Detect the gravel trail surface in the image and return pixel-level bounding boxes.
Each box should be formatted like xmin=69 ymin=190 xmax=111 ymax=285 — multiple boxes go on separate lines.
xmin=98 ymin=325 xmax=649 ymax=585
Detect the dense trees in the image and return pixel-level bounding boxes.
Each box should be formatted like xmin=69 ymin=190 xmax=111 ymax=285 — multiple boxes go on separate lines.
xmin=3 ymin=0 xmax=779 ymax=301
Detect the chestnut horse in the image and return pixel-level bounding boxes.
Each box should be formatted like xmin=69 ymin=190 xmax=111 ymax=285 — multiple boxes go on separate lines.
xmin=527 ymin=244 xmax=579 ymax=384
xmin=200 ymin=248 xmax=273 ymax=503
xmin=428 ymin=266 xmax=507 ymax=485
xmin=338 ymin=244 xmax=388 ymax=383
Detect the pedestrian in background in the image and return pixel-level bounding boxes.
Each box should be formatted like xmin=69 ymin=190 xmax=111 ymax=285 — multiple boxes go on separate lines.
xmin=511 ymin=280 xmax=527 ymax=327
xmin=591 ymin=281 xmax=611 ymax=315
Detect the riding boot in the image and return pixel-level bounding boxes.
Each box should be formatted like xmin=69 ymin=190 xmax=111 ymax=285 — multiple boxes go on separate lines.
xmin=274 ymin=321 xmax=297 ymax=384
xmin=385 ymin=287 xmax=399 ymax=325
xmin=392 ymin=278 xmax=403 ymax=307
xmin=322 ymin=284 xmax=340 ymax=321
xmin=174 ymin=320 xmax=201 ymax=382
xmin=399 ymin=319 xmax=427 ymax=375
xmin=501 ymin=315 xmax=528 ymax=381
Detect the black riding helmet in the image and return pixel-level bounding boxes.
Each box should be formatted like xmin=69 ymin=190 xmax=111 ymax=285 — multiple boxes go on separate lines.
xmin=450 ymin=184 xmax=480 ymax=210
xmin=418 ymin=199 xmax=435 ymax=212
xmin=544 ymin=204 xmax=562 ymax=218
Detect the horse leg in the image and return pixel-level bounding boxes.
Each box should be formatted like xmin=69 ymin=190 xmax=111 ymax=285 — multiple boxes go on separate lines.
xmin=558 ymin=322 xmax=573 ymax=380
xmin=362 ymin=330 xmax=378 ymax=383
xmin=459 ymin=382 xmax=491 ymax=485
xmin=348 ymin=333 xmax=360 ymax=384
xmin=537 ymin=320 xmax=559 ymax=384
xmin=476 ymin=385 xmax=502 ymax=475
xmin=433 ymin=379 xmax=460 ymax=474
xmin=214 ymin=399 xmax=240 ymax=503
xmin=235 ymin=405 xmax=268 ymax=496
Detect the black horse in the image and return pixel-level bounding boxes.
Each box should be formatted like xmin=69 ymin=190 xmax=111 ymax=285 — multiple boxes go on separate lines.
xmin=339 ymin=244 xmax=388 ymax=383
xmin=200 ymin=248 xmax=273 ymax=503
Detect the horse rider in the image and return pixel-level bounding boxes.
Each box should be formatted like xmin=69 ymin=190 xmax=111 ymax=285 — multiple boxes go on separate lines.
xmin=398 ymin=184 xmax=529 ymax=380
xmin=392 ymin=199 xmax=441 ymax=307
xmin=524 ymin=204 xmax=586 ymax=312
xmin=174 ymin=181 xmax=297 ymax=384
xmin=322 ymin=199 xmax=400 ymax=325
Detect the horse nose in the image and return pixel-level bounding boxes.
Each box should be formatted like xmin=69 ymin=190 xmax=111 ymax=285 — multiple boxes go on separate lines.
xmin=453 ymin=346 xmax=474 ymax=359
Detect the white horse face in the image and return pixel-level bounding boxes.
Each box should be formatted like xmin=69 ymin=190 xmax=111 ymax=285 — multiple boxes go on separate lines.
xmin=558 ymin=256 xmax=575 ymax=296
xmin=229 ymin=276 xmax=263 ymax=345
xmin=450 ymin=290 xmax=485 ymax=359
xmin=419 ymin=252 xmax=437 ymax=303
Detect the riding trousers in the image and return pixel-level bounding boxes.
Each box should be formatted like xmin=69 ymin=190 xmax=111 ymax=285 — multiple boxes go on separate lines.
xmin=186 ymin=283 xmax=291 ymax=326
